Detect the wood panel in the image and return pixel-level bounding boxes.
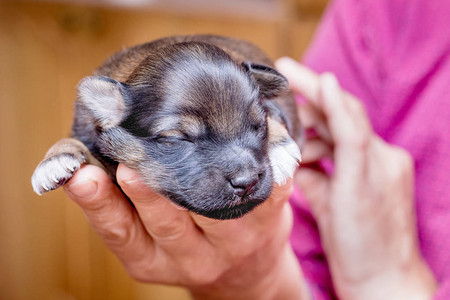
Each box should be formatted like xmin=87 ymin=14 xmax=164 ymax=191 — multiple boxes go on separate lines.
xmin=0 ymin=1 xmax=325 ymax=299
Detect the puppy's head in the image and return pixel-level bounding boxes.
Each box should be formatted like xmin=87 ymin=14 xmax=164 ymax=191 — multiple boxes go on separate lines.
xmin=77 ymin=42 xmax=296 ymax=219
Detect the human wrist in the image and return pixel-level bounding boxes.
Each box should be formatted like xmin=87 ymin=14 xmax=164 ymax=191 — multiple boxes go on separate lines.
xmin=189 ymin=244 xmax=309 ymax=300
xmin=337 ymin=256 xmax=437 ymax=300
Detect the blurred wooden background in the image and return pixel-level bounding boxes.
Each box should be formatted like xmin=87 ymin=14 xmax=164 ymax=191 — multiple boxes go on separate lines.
xmin=0 ymin=0 xmax=327 ymax=299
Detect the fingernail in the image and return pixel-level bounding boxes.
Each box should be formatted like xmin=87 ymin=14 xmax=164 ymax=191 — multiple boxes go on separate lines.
xmin=66 ymin=179 xmax=98 ymax=198
xmin=123 ymin=176 xmax=144 ymax=185
xmin=117 ymin=164 xmax=144 ymax=185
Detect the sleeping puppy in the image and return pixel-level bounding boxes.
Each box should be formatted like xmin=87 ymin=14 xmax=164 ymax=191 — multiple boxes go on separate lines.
xmin=31 ymin=35 xmax=303 ymax=220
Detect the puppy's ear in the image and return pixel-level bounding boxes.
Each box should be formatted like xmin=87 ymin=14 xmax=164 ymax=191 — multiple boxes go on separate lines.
xmin=242 ymin=62 xmax=289 ymax=99
xmin=77 ymin=76 xmax=128 ymax=128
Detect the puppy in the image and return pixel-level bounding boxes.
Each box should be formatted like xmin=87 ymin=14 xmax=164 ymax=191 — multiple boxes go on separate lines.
xmin=31 ymin=35 xmax=302 ymax=219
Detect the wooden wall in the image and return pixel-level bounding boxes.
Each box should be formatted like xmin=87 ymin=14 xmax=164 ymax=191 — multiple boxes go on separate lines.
xmin=0 ymin=1 xmax=326 ymax=299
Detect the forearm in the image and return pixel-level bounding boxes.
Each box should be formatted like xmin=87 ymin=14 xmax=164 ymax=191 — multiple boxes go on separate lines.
xmin=190 ymin=244 xmax=310 ymax=300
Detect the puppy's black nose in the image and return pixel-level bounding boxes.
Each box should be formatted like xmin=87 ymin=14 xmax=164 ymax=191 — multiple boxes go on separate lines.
xmin=230 ymin=172 xmax=260 ymax=197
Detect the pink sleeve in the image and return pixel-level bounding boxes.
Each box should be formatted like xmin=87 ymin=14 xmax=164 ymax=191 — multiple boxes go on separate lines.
xmin=434 ymin=281 xmax=450 ymax=300
xmin=289 ymin=186 xmax=336 ymax=299
xmin=302 ymin=0 xmax=379 ymax=110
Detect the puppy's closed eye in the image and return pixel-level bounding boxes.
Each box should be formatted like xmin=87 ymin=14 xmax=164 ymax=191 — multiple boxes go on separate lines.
xmin=152 ymin=131 xmax=192 ymax=148
xmin=250 ymin=121 xmax=266 ymax=133
xmin=156 ymin=130 xmax=189 ymax=139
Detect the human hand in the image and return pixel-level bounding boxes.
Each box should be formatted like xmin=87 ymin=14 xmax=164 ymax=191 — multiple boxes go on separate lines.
xmin=276 ymin=57 xmax=437 ymax=300
xmin=63 ymin=163 xmax=309 ymax=300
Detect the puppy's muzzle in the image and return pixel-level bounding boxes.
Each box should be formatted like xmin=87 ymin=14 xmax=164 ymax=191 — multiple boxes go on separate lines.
xmin=223 ymin=145 xmax=267 ymax=200
xmin=229 ymin=169 xmax=262 ymax=198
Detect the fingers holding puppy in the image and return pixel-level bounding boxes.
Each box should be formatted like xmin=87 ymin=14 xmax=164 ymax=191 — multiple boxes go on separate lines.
xmin=117 ymin=164 xmax=198 ymax=243
xmin=63 ymin=164 xmax=219 ymax=285
xmin=63 ymin=165 xmax=156 ymax=270
xmin=63 ymin=159 xmax=298 ymax=295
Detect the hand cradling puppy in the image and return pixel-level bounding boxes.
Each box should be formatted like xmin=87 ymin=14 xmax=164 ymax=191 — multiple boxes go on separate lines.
xmin=31 ymin=35 xmax=303 ymax=219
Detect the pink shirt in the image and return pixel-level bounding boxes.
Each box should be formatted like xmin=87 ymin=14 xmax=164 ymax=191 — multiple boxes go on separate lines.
xmin=289 ymin=0 xmax=450 ymax=299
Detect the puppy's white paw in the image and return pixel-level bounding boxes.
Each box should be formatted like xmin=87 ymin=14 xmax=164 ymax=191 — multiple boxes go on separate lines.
xmin=31 ymin=153 xmax=86 ymax=195
xmin=269 ymin=138 xmax=302 ymax=185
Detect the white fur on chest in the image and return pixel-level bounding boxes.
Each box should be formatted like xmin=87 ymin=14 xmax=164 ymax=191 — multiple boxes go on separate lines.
xmin=269 ymin=138 xmax=301 ymax=185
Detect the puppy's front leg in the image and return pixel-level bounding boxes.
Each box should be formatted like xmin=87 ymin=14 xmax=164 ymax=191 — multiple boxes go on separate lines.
xmin=31 ymin=138 xmax=103 ymax=195
xmin=267 ymin=118 xmax=302 ymax=185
